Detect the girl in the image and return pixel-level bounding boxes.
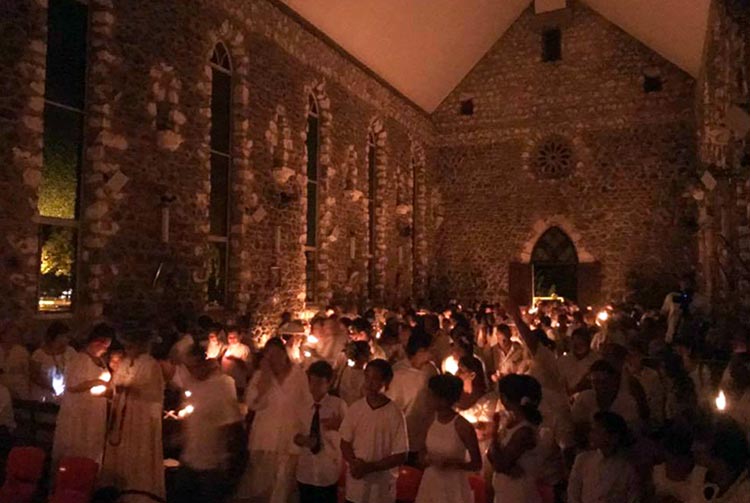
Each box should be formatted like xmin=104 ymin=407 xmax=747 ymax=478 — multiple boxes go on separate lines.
xmin=416 ymin=374 xmax=481 ymax=503
xmin=488 ymin=374 xmax=544 ymax=503
xmin=52 ymin=323 xmax=113 ymax=467
xmin=101 ymin=329 xmax=166 ymax=499
xmin=236 ymin=337 xmax=311 ymax=503
xmin=567 ymin=411 xmax=639 ymax=503
xmin=30 ymin=321 xmax=77 ymax=403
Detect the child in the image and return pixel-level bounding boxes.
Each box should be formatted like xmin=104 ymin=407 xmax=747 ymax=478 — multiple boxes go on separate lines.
xmin=567 ymin=411 xmax=640 ymax=503
xmin=415 ymin=374 xmax=481 ymax=503
xmin=340 ymin=359 xmax=408 ymax=503
xmin=293 ymin=360 xmax=347 ymax=503
xmin=488 ymin=374 xmax=544 ymax=503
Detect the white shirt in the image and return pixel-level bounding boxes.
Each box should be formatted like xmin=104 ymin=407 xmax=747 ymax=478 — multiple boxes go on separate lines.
xmin=180 ymin=372 xmax=242 ymax=471
xmin=222 ymin=343 xmax=251 ymax=388
xmin=568 ymin=449 xmax=640 ymax=503
xmin=340 ymin=398 xmax=408 ymax=503
xmin=558 ymin=351 xmax=598 ymax=393
xmin=295 ymin=394 xmax=348 ymax=487
xmin=386 ymin=360 xmax=436 ymax=452
xmin=0 ymin=383 xmax=15 ymax=431
xmin=571 ymin=379 xmax=640 ymax=431
xmin=652 ymin=463 xmax=707 ymax=503
xmin=169 ymin=334 xmax=195 ymax=362
xmin=727 ymin=391 xmax=750 ymax=435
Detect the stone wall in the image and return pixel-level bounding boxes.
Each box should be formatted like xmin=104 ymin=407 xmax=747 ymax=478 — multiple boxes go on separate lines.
xmin=1 ymin=0 xmax=435 ymax=339
xmin=693 ymin=0 xmax=750 ymax=318
xmin=431 ymin=2 xmax=697 ymax=306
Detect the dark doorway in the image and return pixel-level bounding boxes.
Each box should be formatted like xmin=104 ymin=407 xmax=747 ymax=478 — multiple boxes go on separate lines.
xmin=531 ymin=227 xmax=578 ymax=300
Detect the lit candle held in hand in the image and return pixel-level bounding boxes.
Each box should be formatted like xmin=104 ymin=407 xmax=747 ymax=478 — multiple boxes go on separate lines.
xmin=716 ymin=390 xmax=727 ymax=412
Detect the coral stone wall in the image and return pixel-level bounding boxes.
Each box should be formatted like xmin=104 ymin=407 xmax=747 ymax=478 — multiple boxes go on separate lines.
xmin=0 ymin=0 xmax=434 ymax=339
xmin=431 ymin=3 xmax=696 ymax=306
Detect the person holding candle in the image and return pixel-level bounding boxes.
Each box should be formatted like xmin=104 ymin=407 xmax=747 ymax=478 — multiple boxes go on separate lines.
xmin=221 ymin=326 xmax=251 ymax=394
xmin=205 ymin=323 xmax=227 ymax=360
xmin=52 ymin=323 xmax=113 ymax=468
xmin=415 ymin=374 xmax=481 ymax=503
xmin=30 ymin=321 xmax=77 ymax=403
xmin=490 ymin=324 xmax=527 ymax=381
xmin=558 ymin=327 xmax=598 ymax=396
xmin=236 ymin=337 xmax=311 ymax=503
xmin=336 ymin=340 xmax=371 ymax=406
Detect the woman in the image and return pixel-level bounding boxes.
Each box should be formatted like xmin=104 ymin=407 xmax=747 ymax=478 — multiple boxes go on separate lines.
xmin=488 ymin=374 xmax=544 ymax=503
xmin=652 ymin=422 xmax=707 ymax=503
xmin=0 ymin=319 xmax=29 ymax=399
xmin=236 ymin=337 xmax=311 ymax=503
xmin=100 ymin=329 xmax=165 ymax=499
xmin=52 ymin=323 xmax=113 ymax=467
xmin=30 ymin=321 xmax=77 ymax=403
xmin=456 ymin=356 xmax=499 ymax=444
xmin=415 ymin=374 xmax=481 ymax=503
xmin=694 ymin=418 xmax=750 ymax=502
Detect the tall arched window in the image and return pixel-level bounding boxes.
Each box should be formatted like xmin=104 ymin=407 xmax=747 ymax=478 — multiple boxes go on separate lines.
xmin=367 ymin=131 xmax=377 ymax=300
xmin=38 ymin=0 xmax=89 ymax=312
xmin=207 ymin=43 xmax=232 ymax=306
xmin=305 ymin=95 xmax=320 ymax=302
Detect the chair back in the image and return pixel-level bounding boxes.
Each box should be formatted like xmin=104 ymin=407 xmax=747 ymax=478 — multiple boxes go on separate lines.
xmin=49 ymin=456 xmax=99 ymax=503
xmin=395 ymin=466 xmax=423 ymax=503
xmin=6 ymin=446 xmax=46 ymax=482
xmin=468 ymin=473 xmax=487 ymax=503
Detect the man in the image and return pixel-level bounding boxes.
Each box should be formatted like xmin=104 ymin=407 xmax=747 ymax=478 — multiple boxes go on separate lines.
xmin=558 ymin=327 xmax=598 ymax=395
xmin=492 ymin=323 xmax=526 ymax=380
xmin=386 ymin=331 xmax=436 ymax=462
xmin=661 ymin=274 xmax=709 ymax=343
xmin=174 ymin=344 xmax=245 ymax=503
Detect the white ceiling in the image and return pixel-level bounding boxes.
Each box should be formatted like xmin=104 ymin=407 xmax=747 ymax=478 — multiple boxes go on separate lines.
xmin=280 ymin=0 xmax=711 ymax=112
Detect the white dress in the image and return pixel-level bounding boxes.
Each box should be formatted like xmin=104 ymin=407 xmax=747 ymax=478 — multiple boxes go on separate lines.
xmin=493 ymin=420 xmax=542 ymax=503
xmin=0 ymin=344 xmax=30 ymax=399
xmin=100 ymin=354 xmax=165 ymax=498
xmin=236 ymin=364 xmax=311 ymax=503
xmin=30 ymin=346 xmax=77 ymax=403
xmin=52 ymin=351 xmax=109 ymax=466
xmin=415 ymin=415 xmax=473 ymax=503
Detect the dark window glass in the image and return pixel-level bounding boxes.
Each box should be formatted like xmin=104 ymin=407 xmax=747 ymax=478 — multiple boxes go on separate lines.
xmin=644 ymin=76 xmax=663 ymax=93
xmin=306 ymin=114 xmax=319 ymax=181
xmin=460 ymin=98 xmax=474 ymax=116
xmin=40 ymin=105 xmax=83 ymax=219
xmin=209 ymin=154 xmax=229 ymax=236
xmin=210 ymin=69 xmax=231 ymax=154
xmin=542 ymin=29 xmax=562 ymax=62
xmin=46 ymin=0 xmax=88 ymax=109
xmin=207 ymin=241 xmax=227 ymax=306
xmin=305 ymin=251 xmax=316 ymax=302
xmin=306 ymin=181 xmax=317 ymax=247
xmin=210 ymin=43 xmax=231 ymax=71
xmin=38 ymin=225 xmax=77 ymax=312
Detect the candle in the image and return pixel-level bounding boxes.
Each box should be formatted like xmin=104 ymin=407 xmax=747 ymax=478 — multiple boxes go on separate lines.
xmin=443 ymin=355 xmax=459 ymax=375
xmin=307 ymin=334 xmax=319 ymax=345
xmin=347 ymin=359 xmax=355 ymax=368
xmin=99 ymin=371 xmax=111 ymax=383
xmin=596 ymin=310 xmax=609 ymax=323
xmin=178 ymin=404 xmax=195 ymax=418
xmin=716 ymin=390 xmax=727 ymax=411
xmin=52 ymin=375 xmax=66 ymax=397
xmin=184 ymin=390 xmax=192 ymax=398
xmin=303 ymin=350 xmax=312 ymax=358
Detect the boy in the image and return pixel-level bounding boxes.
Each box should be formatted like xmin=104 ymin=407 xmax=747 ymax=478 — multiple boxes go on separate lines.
xmin=340 ymin=359 xmax=408 ymax=503
xmin=294 ymin=360 xmax=348 ymax=503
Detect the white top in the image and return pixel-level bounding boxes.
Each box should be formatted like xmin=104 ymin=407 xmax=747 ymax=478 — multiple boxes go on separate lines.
xmin=180 ymin=372 xmax=242 ymax=471
xmin=169 ymin=334 xmax=195 ymax=362
xmin=632 ymin=366 xmax=665 ymax=426
xmin=527 ymin=345 xmax=565 ymax=396
xmin=0 ymin=344 xmax=30 ymax=399
xmin=652 ymin=463 xmax=707 ymax=503
xmin=661 ymin=291 xmax=710 ymax=343
xmin=387 ymin=360 xmax=436 ymax=451
xmin=340 ymin=397 xmax=408 ymax=503
xmin=567 ymin=449 xmax=640 ymax=503
xmin=30 ymin=346 xmax=77 ymax=403
xmin=339 ymin=366 xmax=366 ymax=406
xmin=205 ymin=340 xmax=226 ymax=360
xmin=496 ymin=342 xmax=527 ymax=377
xmin=295 ymin=393 xmax=348 ymax=487
xmin=222 ymin=342 xmax=251 ymax=388
xmin=0 ymin=383 xmax=15 ymax=431
xmin=558 ymin=351 xmax=598 ymax=393
xmin=415 ymin=415 xmax=473 ymax=503
xmin=571 ymin=378 xmax=640 ymax=431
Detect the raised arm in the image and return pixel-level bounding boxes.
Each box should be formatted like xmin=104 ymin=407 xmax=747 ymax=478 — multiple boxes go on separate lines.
xmin=504 ymin=298 xmax=539 ymax=355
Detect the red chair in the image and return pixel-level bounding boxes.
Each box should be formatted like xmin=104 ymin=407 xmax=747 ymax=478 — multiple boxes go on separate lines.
xmin=468 ymin=474 xmax=487 ymax=503
xmin=537 ymin=482 xmax=555 ymax=503
xmin=49 ymin=456 xmax=99 ymax=503
xmin=338 ymin=461 xmax=347 ymax=503
xmin=395 ymin=466 xmax=423 ymax=503
xmin=0 ymin=446 xmax=46 ymax=503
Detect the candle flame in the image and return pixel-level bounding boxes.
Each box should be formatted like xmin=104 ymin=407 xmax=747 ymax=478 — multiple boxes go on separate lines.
xmin=90 ymin=385 xmax=107 ymax=396
xmin=99 ymin=371 xmax=111 ymax=383
xmin=184 ymin=390 xmax=192 ymax=398
xmin=716 ymin=390 xmax=727 ymax=411
xmin=443 ymin=355 xmax=459 ymax=375
xmin=178 ymin=404 xmax=195 ymax=418
xmin=307 ymin=335 xmax=319 ymax=345
xmin=52 ymin=375 xmax=66 ymax=397
xmin=303 ymin=350 xmax=312 ymax=358
xmin=347 ymin=359 xmax=355 ymax=368
xmin=596 ymin=310 xmax=609 ymax=323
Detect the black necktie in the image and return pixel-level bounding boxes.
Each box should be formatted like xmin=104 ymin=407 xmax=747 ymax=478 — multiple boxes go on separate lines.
xmin=310 ymin=403 xmax=322 ymax=454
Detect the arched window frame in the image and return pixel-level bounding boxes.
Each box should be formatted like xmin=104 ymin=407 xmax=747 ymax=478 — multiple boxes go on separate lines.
xmin=304 ymin=94 xmax=320 ymax=303
xmin=207 ymin=42 xmax=232 ymax=307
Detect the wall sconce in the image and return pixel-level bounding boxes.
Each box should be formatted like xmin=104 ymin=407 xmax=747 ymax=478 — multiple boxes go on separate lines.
xmin=160 ymin=192 xmax=177 ymax=243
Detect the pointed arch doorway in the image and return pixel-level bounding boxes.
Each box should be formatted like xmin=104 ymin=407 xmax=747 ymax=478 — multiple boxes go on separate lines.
xmin=531 ymin=227 xmax=578 ymax=300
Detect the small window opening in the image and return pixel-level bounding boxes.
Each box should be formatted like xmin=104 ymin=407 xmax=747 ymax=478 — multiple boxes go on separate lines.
xmin=542 ymin=28 xmax=562 ymax=62
xmin=459 ymin=98 xmax=474 ymax=116
xmin=643 ymin=75 xmax=663 ymax=93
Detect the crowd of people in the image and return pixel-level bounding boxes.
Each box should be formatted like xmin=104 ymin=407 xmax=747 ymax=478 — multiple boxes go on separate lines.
xmin=1 ymin=277 xmax=749 ymax=503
